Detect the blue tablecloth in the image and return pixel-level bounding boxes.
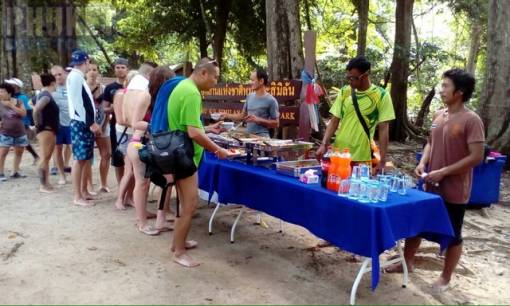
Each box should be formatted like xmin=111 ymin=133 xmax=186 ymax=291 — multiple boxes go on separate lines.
xmin=198 ymin=153 xmax=455 ymax=290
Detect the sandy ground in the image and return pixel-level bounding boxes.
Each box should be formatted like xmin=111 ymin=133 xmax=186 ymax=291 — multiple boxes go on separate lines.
xmin=0 ymin=142 xmax=509 ymax=305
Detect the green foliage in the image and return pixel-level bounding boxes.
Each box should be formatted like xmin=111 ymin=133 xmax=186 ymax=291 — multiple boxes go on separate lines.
xmin=69 ymin=0 xmax=489 ymax=124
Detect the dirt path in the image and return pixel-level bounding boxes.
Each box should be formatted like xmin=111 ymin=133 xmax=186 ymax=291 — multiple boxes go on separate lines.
xmin=0 ymin=144 xmax=509 ymax=304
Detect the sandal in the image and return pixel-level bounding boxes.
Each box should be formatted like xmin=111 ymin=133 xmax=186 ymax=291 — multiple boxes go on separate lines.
xmin=138 ymin=225 xmax=160 ymax=236
xmin=155 ymin=225 xmax=173 ymax=233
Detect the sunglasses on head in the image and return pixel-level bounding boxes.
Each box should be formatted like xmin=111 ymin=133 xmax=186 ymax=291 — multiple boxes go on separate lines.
xmin=196 ymin=59 xmax=218 ymax=69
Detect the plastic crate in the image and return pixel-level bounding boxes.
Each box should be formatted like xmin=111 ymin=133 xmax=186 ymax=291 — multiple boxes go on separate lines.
xmin=416 ymin=152 xmax=506 ymax=206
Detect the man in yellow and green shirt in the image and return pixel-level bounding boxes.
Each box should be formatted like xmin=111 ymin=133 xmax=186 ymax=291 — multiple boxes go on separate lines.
xmin=317 ymin=56 xmax=395 ymax=173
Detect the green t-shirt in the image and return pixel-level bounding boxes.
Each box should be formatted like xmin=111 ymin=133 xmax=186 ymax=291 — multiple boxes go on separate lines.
xmin=329 ymin=85 xmax=395 ymax=161
xmin=167 ymin=78 xmax=204 ymax=166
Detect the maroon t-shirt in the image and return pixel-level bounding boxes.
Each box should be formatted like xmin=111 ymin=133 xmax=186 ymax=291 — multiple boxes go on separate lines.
xmin=0 ymin=99 xmax=26 ymax=137
xmin=426 ymin=108 xmax=485 ymax=204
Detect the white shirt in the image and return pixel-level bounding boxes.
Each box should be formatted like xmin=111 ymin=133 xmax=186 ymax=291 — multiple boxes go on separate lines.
xmin=127 ymin=74 xmax=149 ymax=91
xmin=66 ymin=68 xmax=96 ymax=124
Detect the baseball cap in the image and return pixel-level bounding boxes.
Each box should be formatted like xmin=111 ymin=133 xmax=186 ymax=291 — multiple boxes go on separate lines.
xmin=5 ymin=78 xmax=23 ymax=88
xmin=114 ymin=58 xmax=129 ymax=67
xmin=69 ymin=49 xmax=90 ymax=66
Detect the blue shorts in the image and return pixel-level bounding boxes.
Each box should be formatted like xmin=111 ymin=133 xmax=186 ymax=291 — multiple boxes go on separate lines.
xmin=0 ymin=133 xmax=29 ymax=147
xmin=56 ymin=125 xmax=72 ymax=145
xmin=70 ymin=120 xmax=94 ymax=161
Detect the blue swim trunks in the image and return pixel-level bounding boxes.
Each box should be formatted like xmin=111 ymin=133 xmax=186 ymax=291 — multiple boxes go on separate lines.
xmin=70 ymin=120 xmax=94 ymax=161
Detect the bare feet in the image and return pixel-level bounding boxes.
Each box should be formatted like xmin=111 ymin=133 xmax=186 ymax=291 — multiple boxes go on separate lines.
xmin=173 ymin=252 xmax=200 ymax=268
xmin=383 ymin=263 xmax=413 ymax=273
xmin=73 ymin=199 xmax=95 ymax=207
xmin=115 ymin=202 xmax=127 ymax=211
xmin=431 ymin=277 xmax=449 ymax=294
xmin=39 ymin=187 xmax=56 ymax=193
xmin=146 ymin=211 xmax=157 ymax=219
xmin=171 ymin=240 xmax=198 ymax=252
xmin=99 ymin=186 xmax=110 ymax=193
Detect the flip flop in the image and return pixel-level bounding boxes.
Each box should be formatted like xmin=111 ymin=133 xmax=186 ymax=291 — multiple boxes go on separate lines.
xmin=74 ymin=199 xmax=95 ymax=207
xmin=155 ymin=226 xmax=174 ymax=233
xmin=173 ymin=253 xmax=200 ymax=268
xmin=185 ymin=240 xmax=198 ymax=249
xmin=138 ymin=225 xmax=160 ymax=236
xmin=171 ymin=240 xmax=198 ymax=252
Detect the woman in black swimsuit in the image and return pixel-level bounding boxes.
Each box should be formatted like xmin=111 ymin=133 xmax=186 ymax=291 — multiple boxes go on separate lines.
xmin=33 ymin=73 xmax=59 ymax=193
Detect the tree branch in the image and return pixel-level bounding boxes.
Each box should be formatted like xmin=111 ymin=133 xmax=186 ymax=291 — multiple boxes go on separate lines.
xmin=76 ymin=13 xmax=113 ymax=66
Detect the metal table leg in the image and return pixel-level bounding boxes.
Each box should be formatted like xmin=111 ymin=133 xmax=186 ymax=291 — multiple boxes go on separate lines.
xmin=230 ymin=206 xmax=245 ymax=243
xmin=208 ymin=202 xmax=222 ymax=235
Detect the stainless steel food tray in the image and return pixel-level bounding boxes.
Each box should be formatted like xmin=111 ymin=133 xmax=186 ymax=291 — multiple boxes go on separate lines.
xmin=275 ymin=159 xmax=321 ymax=177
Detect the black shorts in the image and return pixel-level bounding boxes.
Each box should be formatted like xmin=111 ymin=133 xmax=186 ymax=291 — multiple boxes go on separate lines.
xmin=444 ymin=202 xmax=466 ymax=246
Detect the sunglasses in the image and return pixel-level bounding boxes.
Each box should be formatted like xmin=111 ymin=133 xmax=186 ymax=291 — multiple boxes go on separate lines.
xmin=345 ymin=72 xmax=367 ymax=81
xmin=196 ymin=59 xmax=218 ymax=69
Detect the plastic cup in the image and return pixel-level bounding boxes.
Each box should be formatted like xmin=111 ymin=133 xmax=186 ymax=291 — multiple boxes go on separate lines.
xmin=358 ymin=181 xmax=370 ymax=203
xmin=368 ymin=182 xmax=379 ymax=203
xmin=337 ymin=179 xmax=350 ymax=197
xmin=348 ymin=179 xmax=360 ymax=200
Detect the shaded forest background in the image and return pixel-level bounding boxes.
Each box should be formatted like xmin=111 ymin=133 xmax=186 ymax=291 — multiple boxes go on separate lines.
xmin=1 ymin=0 xmax=509 ymax=154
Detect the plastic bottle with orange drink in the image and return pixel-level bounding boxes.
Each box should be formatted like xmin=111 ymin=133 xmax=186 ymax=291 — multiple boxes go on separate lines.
xmin=336 ymin=148 xmax=352 ymax=193
xmin=327 ymin=149 xmax=340 ymax=191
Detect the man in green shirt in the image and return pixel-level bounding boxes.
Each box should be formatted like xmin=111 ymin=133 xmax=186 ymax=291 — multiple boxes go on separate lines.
xmin=316 ymin=56 xmax=395 ymax=173
xmin=167 ymin=57 xmax=230 ymax=268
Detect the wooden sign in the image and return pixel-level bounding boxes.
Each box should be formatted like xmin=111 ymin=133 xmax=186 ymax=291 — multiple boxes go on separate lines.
xmin=203 ymin=101 xmax=299 ymax=126
xmin=201 ymin=80 xmax=302 ymax=103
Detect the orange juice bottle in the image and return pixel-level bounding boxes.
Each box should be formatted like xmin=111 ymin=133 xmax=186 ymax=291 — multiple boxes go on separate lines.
xmin=338 ymin=148 xmax=352 ymax=180
xmin=327 ymin=149 xmax=340 ymax=191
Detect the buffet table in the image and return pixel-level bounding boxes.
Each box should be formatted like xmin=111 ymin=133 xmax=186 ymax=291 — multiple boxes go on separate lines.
xmin=198 ymin=152 xmax=455 ymax=304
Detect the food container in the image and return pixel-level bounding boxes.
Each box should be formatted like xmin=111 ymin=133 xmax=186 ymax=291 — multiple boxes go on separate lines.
xmin=210 ymin=113 xmax=222 ymax=121
xmin=275 ymin=159 xmax=321 ymax=177
xmin=221 ymin=122 xmax=235 ymax=130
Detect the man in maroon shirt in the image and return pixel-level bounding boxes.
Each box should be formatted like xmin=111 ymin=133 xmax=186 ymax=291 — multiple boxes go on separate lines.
xmin=388 ymin=69 xmax=485 ymax=293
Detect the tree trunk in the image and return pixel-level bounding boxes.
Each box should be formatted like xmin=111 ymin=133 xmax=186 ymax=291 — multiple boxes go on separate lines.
xmin=466 ymin=21 xmax=482 ymax=76
xmin=286 ymin=0 xmax=304 ymax=79
xmin=389 ymin=0 xmax=414 ymax=141
xmin=212 ymin=0 xmax=232 ymax=71
xmin=414 ymin=87 xmax=435 ymax=128
xmin=353 ymin=0 xmax=369 ymax=56
xmin=266 ymin=0 xmax=289 ymax=79
xmin=265 ymin=0 xmax=304 ymax=80
xmin=480 ymin=0 xmax=510 ymax=154
xmin=198 ymin=21 xmax=208 ymax=58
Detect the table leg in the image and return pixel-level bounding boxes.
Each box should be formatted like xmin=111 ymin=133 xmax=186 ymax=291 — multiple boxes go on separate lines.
xmin=279 ymin=220 xmax=284 ymax=233
xmin=350 ymin=258 xmax=370 ymax=305
xmin=208 ymin=202 xmax=222 ymax=235
xmin=230 ymin=206 xmax=245 ymax=243
xmin=255 ymin=213 xmax=261 ymax=225
xmin=397 ymin=240 xmax=408 ymax=288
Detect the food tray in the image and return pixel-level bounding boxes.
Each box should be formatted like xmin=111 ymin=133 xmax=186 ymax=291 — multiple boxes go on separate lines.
xmin=255 ymin=141 xmax=314 ymax=153
xmin=275 ymin=159 xmax=321 ymax=177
